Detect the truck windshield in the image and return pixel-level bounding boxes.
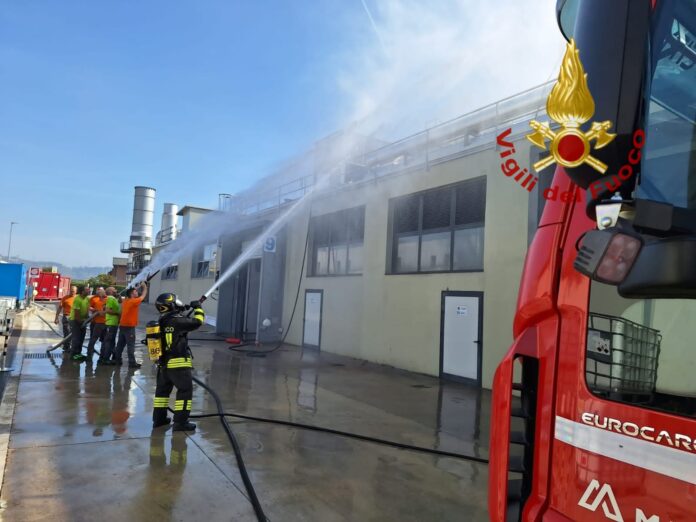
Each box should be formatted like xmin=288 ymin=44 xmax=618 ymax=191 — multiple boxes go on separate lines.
xmin=638 ymin=0 xmax=696 ymax=208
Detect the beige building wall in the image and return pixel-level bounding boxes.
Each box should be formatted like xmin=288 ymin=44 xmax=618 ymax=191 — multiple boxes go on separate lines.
xmin=282 ymin=136 xmax=535 ymax=388
xmin=146 ymin=132 xmax=538 ymax=388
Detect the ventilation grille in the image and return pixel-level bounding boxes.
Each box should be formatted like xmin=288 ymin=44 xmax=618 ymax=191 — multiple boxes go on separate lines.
xmin=24 ymin=352 xmax=51 ymax=359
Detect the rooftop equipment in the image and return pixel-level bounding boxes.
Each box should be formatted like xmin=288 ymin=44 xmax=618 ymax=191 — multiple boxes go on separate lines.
xmin=156 ymin=202 xmax=178 ymax=245
xmin=120 ymin=186 xmax=156 ymax=278
xmin=130 ymin=186 xmax=156 ymax=248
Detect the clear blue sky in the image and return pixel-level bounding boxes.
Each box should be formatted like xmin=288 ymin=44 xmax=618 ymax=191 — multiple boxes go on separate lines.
xmin=0 ymin=0 xmax=562 ymax=267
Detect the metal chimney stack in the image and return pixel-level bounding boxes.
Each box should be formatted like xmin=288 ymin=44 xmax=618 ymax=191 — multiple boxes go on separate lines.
xmin=159 ymin=203 xmax=178 ymax=243
xmin=130 ymin=186 xmax=156 ymax=245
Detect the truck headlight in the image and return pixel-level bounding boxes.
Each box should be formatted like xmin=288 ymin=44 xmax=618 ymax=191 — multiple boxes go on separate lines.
xmin=574 ymin=229 xmax=642 ymax=284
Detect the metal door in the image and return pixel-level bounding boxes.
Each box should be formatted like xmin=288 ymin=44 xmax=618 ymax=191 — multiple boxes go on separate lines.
xmin=303 ymin=290 xmax=322 ymax=348
xmin=243 ymin=259 xmax=261 ymax=337
xmin=440 ymin=292 xmax=482 ymax=384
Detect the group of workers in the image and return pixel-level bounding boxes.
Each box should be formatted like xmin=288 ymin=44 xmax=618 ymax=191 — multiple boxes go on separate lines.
xmin=53 ymin=283 xmax=205 ymax=432
xmin=54 ymin=282 xmax=149 ymax=368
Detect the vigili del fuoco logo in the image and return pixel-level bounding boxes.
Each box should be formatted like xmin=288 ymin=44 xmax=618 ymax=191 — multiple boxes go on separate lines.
xmin=496 ymin=38 xmax=644 ymax=201
xmin=526 ymin=38 xmax=615 ymax=173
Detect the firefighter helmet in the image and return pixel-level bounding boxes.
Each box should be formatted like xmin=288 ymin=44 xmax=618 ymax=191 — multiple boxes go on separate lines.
xmin=155 ymin=292 xmax=183 ymax=314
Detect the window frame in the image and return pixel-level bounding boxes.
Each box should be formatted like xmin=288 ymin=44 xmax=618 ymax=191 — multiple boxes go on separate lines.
xmin=308 ymin=206 xmax=366 ymax=277
xmin=161 ymin=264 xmax=178 ymax=280
xmin=191 ymin=243 xmax=217 ymax=279
xmin=387 ymin=177 xmax=486 ymax=275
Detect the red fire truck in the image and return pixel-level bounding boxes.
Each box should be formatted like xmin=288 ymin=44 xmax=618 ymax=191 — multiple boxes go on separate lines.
xmin=489 ymin=0 xmax=696 ymax=520
xmin=29 ymin=267 xmax=71 ymax=301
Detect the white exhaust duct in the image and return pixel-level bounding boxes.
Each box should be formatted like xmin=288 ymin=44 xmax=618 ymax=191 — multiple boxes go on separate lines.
xmin=130 ymin=186 xmax=156 ymax=245
xmin=158 ymin=203 xmax=178 ymax=244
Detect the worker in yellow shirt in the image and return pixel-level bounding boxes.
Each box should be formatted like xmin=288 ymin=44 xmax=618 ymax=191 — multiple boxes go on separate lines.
xmin=99 ymin=287 xmax=121 ymax=365
xmin=70 ymin=286 xmax=91 ymax=362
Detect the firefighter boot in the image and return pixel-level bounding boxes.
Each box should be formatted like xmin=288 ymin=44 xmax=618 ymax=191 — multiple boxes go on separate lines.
xmin=172 ymin=422 xmax=196 ymax=432
xmin=153 ymin=416 xmax=171 ymax=429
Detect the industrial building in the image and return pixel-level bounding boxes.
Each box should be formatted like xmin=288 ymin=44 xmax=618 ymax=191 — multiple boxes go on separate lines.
xmin=109 ymin=257 xmax=128 ymax=286
xmin=148 ymin=82 xmax=553 ymax=388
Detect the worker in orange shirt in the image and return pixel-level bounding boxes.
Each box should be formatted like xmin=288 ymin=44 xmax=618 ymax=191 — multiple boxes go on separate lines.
xmin=114 ymin=282 xmax=148 ymax=368
xmin=86 ymin=287 xmax=107 ymax=360
xmin=54 ymin=285 xmax=77 ymax=340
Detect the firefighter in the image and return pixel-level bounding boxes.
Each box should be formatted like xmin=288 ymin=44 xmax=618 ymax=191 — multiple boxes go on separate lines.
xmin=152 ymin=292 xmax=205 ymax=431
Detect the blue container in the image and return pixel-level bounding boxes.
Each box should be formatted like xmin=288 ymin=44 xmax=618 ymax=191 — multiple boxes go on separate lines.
xmin=0 ymin=263 xmax=27 ymax=302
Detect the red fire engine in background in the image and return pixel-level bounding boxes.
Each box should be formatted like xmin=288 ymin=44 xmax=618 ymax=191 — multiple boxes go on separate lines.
xmin=28 ymin=267 xmax=71 ymax=301
xmin=490 ymin=0 xmax=696 ymax=520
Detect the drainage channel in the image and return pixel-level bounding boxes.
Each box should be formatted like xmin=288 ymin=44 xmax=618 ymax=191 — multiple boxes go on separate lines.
xmin=23 ymin=353 xmax=52 ymax=359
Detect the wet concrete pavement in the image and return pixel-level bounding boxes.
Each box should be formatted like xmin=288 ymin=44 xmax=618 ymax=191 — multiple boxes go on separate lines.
xmin=0 ymin=306 xmax=490 ymax=521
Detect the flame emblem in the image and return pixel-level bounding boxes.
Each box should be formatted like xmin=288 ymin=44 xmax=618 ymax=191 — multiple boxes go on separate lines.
xmin=527 ymin=39 xmax=615 ymax=173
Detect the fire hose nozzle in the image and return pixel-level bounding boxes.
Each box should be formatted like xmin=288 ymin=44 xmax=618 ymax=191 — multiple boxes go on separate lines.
xmin=184 ymin=295 xmax=207 ymax=315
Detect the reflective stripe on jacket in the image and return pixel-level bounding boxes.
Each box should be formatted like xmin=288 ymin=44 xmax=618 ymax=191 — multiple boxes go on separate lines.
xmin=166 ymin=357 xmax=193 ymax=369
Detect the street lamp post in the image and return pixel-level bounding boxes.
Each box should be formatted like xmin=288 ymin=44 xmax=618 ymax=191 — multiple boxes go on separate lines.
xmin=7 ymin=221 xmax=17 ymax=262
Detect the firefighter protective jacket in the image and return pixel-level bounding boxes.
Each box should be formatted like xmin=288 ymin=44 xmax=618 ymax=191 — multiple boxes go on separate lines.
xmin=158 ymin=307 xmax=205 ymax=369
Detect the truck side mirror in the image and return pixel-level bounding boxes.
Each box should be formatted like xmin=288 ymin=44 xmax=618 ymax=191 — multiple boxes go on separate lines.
xmin=618 ymin=238 xmax=696 ymax=298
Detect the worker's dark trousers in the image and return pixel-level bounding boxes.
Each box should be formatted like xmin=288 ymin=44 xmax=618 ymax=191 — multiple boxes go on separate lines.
xmin=115 ymin=327 xmax=136 ymax=364
xmin=61 ymin=316 xmax=71 ymax=338
xmin=100 ymin=326 xmax=118 ymax=361
xmin=86 ymin=323 xmax=106 ymax=357
xmin=69 ymin=320 xmax=87 ymax=356
xmin=153 ymin=367 xmax=193 ymax=425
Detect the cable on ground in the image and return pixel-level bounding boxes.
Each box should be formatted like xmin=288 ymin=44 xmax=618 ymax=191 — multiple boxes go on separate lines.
xmin=33 ymin=308 xmax=100 ymax=356
xmin=186 ymin=408 xmax=489 ymax=464
xmin=33 ymin=309 xmax=64 ymax=338
xmin=190 ymin=375 xmax=268 ymax=522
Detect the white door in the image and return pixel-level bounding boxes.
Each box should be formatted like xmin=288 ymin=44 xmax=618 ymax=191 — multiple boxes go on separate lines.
xmin=442 ymin=294 xmax=481 ymax=381
xmin=303 ymin=290 xmax=322 ymax=348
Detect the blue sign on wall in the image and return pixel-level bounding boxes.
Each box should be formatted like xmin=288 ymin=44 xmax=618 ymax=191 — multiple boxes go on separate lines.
xmin=263 ymin=236 xmax=276 ymax=253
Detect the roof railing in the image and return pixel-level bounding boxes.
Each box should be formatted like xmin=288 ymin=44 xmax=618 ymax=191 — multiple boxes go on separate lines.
xmin=226 ymin=81 xmax=554 ymax=217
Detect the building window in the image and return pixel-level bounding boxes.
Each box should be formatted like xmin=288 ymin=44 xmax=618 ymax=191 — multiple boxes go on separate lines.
xmin=192 ymin=243 xmax=217 ymax=278
xmin=161 ymin=264 xmax=178 ymax=280
xmin=310 ymin=206 xmax=365 ymax=276
xmin=388 ymin=178 xmax=485 ymax=274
